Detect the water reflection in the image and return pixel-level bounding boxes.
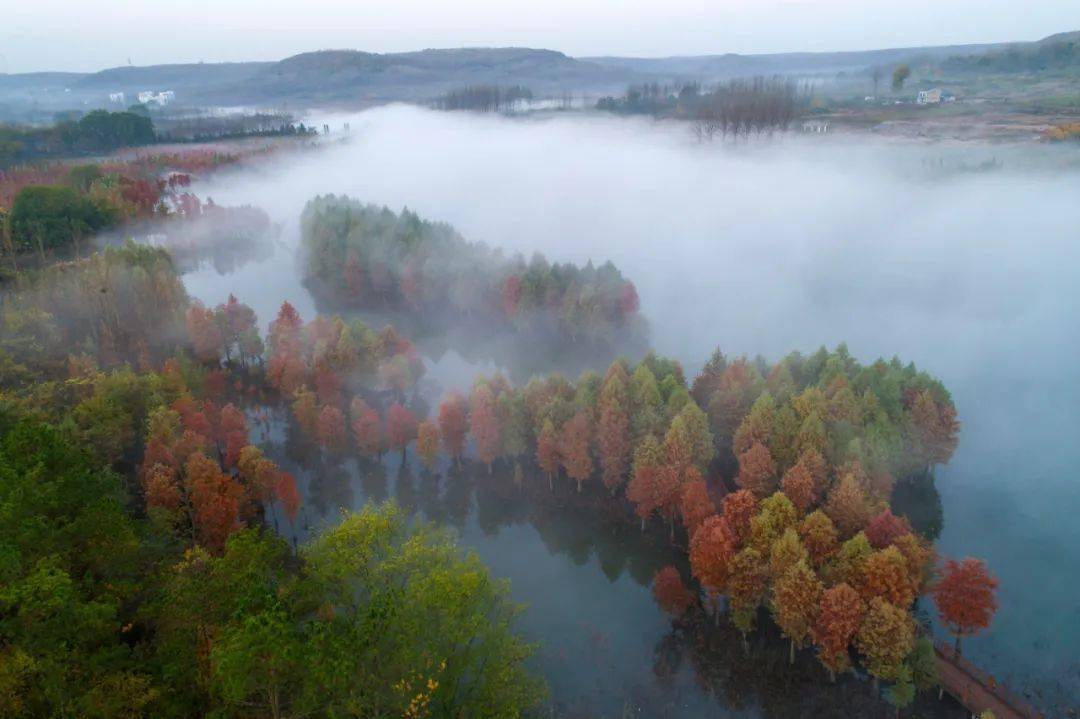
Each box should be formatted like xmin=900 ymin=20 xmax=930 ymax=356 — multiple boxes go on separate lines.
xmin=251 ymin=406 xmax=961 ymax=718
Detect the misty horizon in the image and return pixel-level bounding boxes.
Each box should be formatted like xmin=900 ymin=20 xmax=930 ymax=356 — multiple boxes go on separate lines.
xmin=2 ymin=0 xmax=1076 ymax=74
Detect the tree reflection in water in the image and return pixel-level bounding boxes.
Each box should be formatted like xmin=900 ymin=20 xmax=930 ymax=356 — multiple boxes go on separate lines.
xmin=258 ymin=408 xmax=957 ymax=718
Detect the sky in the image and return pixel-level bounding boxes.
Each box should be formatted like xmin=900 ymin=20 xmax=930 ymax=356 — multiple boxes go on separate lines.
xmin=2 ymin=0 xmax=1077 ymax=73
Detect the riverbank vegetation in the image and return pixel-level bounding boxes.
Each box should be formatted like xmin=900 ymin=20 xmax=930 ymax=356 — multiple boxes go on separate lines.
xmin=0 ymin=246 xmax=542 ymax=717
xmin=1 ymin=147 xmax=275 ymax=265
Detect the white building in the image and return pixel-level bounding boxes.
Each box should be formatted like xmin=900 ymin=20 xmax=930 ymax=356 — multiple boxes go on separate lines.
xmin=136 ymin=90 xmax=175 ymax=106
xmin=917 ymin=88 xmax=942 ymax=105
xmin=109 ymin=91 xmax=125 ymax=104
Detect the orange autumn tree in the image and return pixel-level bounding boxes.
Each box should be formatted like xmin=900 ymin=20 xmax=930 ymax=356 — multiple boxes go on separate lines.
xmin=386 ymin=403 xmax=418 ymax=459
xmin=824 ymin=472 xmax=873 ymax=539
xmin=862 ymin=545 xmax=916 ymax=609
xmin=275 ymin=471 xmax=301 ymax=545
xmin=736 ymin=441 xmax=777 ymax=498
xmin=350 ymin=397 xmax=382 ymax=458
xmin=266 ymin=301 xmax=306 ymax=394
xmin=932 ymin=557 xmax=998 ymax=654
xmin=798 ymin=510 xmax=840 ymax=568
xmin=866 ymin=508 xmax=912 ymax=550
xmin=470 ymin=384 xmax=500 ymax=473
xmin=772 ymin=560 xmax=823 ymax=663
xmin=689 ymin=515 xmax=736 ymax=616
xmin=185 ymin=452 xmax=243 ymax=553
xmin=781 ymin=461 xmax=816 ymax=515
xmin=679 ymin=474 xmax=714 ymax=538
xmin=652 ymin=566 xmax=695 ymax=617
xmin=218 ymin=403 xmax=248 ymax=469
xmin=560 ymin=411 xmax=593 ymax=491
xmin=185 ymin=301 xmax=223 ymax=363
xmin=811 ymin=582 xmax=865 ymax=680
xmin=721 ymin=489 xmax=758 ymax=545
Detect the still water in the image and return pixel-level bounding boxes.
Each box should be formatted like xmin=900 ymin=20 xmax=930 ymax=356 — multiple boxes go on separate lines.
xmin=182 ymin=107 xmax=1080 ymax=716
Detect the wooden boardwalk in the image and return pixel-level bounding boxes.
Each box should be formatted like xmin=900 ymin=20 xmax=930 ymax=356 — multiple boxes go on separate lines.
xmin=934 ymin=642 xmax=1043 ymax=719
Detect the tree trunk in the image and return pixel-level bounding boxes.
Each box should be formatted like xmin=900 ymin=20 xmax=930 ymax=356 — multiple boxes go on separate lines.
xmin=789 ymin=639 xmax=795 ymax=664
xmin=954 ymin=634 xmax=962 ymax=656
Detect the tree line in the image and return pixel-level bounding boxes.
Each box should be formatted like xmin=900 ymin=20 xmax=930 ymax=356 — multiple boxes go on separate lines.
xmin=0 ymin=110 xmax=155 ymax=168
xmin=433 ymin=84 xmax=534 ymax=112
xmin=597 ymin=77 xmax=809 ymax=139
xmin=300 ymin=196 xmax=646 ymax=348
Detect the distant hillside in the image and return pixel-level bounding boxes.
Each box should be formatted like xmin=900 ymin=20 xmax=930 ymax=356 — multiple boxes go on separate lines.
xmin=943 ymin=30 xmax=1080 ymax=73
xmin=1 ymin=32 xmax=1077 ymax=116
xmin=583 ymin=42 xmax=1010 ymax=82
xmin=73 ymin=62 xmax=273 ymax=92
xmin=223 ymin=48 xmax=628 ymax=103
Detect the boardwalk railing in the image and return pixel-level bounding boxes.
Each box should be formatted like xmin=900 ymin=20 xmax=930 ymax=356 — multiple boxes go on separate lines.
xmin=934 ymin=641 xmax=1044 ymax=719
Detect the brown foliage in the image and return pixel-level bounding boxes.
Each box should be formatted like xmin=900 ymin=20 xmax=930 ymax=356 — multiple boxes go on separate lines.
xmin=689 ymin=515 xmax=737 ymax=595
xmin=679 ymin=474 xmax=714 ymax=537
xmin=736 ymin=441 xmax=777 ymax=498
xmin=932 ymin=557 xmax=998 ymax=643
xmin=652 ymin=566 xmax=695 ymax=616
xmin=811 ymin=583 xmax=865 ymax=676
xmin=720 ymin=489 xmax=758 ymax=545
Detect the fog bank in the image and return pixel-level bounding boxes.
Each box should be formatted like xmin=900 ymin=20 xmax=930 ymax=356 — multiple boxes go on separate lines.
xmin=183 ymin=105 xmax=1080 ymax=706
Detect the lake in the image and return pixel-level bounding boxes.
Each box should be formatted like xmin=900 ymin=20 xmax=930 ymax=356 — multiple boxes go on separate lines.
xmin=181 ymin=105 xmax=1080 ymax=716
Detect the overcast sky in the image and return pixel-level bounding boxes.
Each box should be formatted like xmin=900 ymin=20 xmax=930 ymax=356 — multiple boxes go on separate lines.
xmin=3 ymin=0 xmax=1076 ymax=73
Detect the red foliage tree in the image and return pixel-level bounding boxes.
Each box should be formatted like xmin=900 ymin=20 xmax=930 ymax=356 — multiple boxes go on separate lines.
xmin=811 ymin=582 xmax=865 ymax=679
xmin=781 ymin=461 xmax=817 ymax=515
xmin=218 ymin=403 xmax=249 ymax=469
xmin=437 ymin=392 xmax=469 ymax=465
xmin=736 ymin=441 xmax=778 ymax=498
xmin=865 ymin=508 xmax=912 ymax=550
xmin=185 ymin=302 xmax=223 ymax=363
xmin=275 ymin=471 xmax=301 ymax=525
xmin=679 ymin=474 xmax=714 ymax=538
xmin=652 ymin=566 xmax=695 ymax=616
xmin=316 ymin=404 xmax=348 ymax=453
xmin=560 ymin=411 xmax=593 ymax=491
xmin=932 ymin=557 xmax=998 ymax=654
xmin=185 ymin=452 xmax=243 ymax=553
xmin=721 ymin=489 xmax=758 ymax=545
xmin=689 ymin=515 xmax=737 ymax=604
xmin=350 ymin=399 xmax=382 ymax=458
xmin=627 ymin=464 xmax=661 ymax=530
xmin=386 ymin=403 xmax=418 ymax=459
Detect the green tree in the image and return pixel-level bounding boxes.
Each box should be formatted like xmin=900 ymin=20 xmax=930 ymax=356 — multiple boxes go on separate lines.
xmin=892 ymin=65 xmax=911 ymax=92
